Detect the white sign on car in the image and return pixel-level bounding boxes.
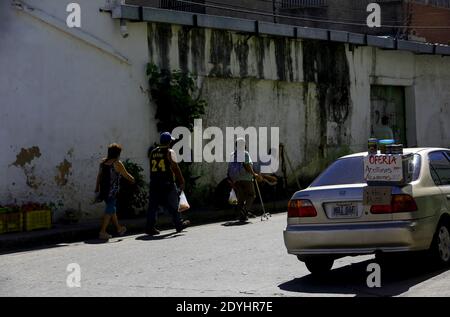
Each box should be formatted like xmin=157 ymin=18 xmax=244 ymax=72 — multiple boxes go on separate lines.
xmin=364 ymin=154 xmax=403 ymax=182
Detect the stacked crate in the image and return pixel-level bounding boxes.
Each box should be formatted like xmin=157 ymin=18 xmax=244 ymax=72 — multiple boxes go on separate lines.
xmin=0 ymin=204 xmax=52 ymax=234
xmin=0 ymin=207 xmax=23 ymax=234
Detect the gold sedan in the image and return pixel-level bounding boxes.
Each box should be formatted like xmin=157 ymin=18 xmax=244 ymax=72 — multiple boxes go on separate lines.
xmin=284 ymin=148 xmax=450 ymax=275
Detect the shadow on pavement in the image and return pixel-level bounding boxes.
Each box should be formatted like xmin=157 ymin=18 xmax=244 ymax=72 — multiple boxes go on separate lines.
xmin=222 ymin=220 xmax=251 ymax=227
xmin=0 ymin=243 xmax=68 ymax=255
xmin=84 ymin=239 xmax=114 ymax=245
xmin=135 ymin=232 xmax=184 ymax=241
xmin=278 ymin=254 xmax=450 ymax=297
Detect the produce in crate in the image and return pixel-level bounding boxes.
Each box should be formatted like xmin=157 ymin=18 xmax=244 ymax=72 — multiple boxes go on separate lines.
xmin=21 ymin=202 xmax=49 ymax=212
xmin=0 ymin=207 xmax=11 ymax=214
xmin=0 ymin=204 xmax=23 ymax=234
xmin=19 ymin=202 xmax=52 ymax=231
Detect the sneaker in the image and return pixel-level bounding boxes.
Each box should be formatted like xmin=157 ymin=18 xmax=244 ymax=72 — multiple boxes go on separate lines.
xmin=176 ymin=220 xmax=190 ymax=233
xmin=247 ymin=212 xmax=257 ymax=219
xmin=118 ymin=226 xmax=127 ymax=236
xmin=145 ymin=227 xmax=160 ymax=236
xmin=99 ymin=232 xmax=112 ymax=240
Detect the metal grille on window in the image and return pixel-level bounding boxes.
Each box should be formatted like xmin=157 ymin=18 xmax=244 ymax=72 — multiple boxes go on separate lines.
xmin=281 ymin=0 xmax=328 ymax=9
xmin=160 ymin=0 xmax=205 ymax=13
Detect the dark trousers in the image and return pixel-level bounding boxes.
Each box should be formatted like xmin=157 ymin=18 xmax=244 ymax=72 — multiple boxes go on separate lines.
xmin=234 ymin=180 xmax=256 ymax=216
xmin=147 ymin=182 xmax=182 ymax=230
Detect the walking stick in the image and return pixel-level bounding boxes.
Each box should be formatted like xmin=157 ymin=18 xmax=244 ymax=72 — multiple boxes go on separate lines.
xmin=255 ymin=179 xmax=270 ymax=221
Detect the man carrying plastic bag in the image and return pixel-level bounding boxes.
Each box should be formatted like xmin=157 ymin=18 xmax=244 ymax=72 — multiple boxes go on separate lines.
xmin=178 ymin=191 xmax=190 ymax=212
xmin=146 ymin=132 xmax=190 ymax=235
xmin=228 ymin=189 xmax=238 ymax=205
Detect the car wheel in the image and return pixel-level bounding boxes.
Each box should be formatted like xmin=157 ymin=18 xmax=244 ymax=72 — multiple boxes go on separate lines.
xmin=431 ymin=221 xmax=450 ymax=266
xmin=303 ymin=257 xmax=334 ymax=276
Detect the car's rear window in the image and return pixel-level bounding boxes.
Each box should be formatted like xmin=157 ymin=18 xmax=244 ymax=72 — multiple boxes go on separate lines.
xmin=310 ymin=154 xmax=422 ymax=187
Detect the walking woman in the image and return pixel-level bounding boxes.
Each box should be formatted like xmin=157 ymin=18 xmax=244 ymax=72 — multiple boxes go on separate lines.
xmin=95 ymin=143 xmax=135 ymax=240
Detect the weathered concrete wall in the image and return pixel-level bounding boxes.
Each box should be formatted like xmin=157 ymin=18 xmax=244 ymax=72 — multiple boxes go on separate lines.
xmin=0 ymin=0 xmax=154 ymax=220
xmin=147 ymin=23 xmax=450 ymax=190
xmin=2 ymin=1 xmax=450 ymax=220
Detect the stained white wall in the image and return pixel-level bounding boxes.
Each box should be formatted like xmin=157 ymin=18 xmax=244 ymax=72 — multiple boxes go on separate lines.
xmin=1 ymin=1 xmax=450 ymax=220
xmin=0 ymin=0 xmax=154 ymax=220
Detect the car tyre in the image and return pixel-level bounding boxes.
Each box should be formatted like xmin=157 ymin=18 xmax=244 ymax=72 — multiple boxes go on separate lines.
xmin=430 ymin=220 xmax=450 ymax=267
xmin=302 ymin=257 xmax=334 ymax=276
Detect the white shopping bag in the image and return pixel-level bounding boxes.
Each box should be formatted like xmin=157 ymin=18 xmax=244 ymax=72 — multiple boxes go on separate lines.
xmin=178 ymin=191 xmax=190 ymax=212
xmin=228 ymin=189 xmax=238 ymax=205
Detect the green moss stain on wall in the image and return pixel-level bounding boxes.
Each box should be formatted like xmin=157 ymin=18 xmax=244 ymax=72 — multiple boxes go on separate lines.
xmin=209 ymin=29 xmax=233 ymax=77
xmin=191 ymin=28 xmax=206 ymax=75
xmin=254 ymin=36 xmax=266 ymax=79
xmin=178 ymin=26 xmax=190 ymax=74
xmin=274 ymin=38 xmax=294 ymax=82
xmin=147 ymin=24 xmax=155 ymax=64
xmin=155 ymin=23 xmax=172 ymax=71
xmin=235 ymin=37 xmax=250 ymax=78
xmin=302 ymin=40 xmax=351 ymax=161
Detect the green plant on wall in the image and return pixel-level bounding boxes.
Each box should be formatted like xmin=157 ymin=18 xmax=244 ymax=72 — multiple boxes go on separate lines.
xmin=146 ymin=63 xmax=207 ymax=202
xmin=117 ymin=159 xmax=148 ymax=217
xmin=146 ymin=63 xmax=206 ymax=132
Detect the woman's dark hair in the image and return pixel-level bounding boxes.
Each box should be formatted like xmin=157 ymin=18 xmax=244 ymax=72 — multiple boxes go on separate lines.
xmin=107 ymin=143 xmax=122 ymax=159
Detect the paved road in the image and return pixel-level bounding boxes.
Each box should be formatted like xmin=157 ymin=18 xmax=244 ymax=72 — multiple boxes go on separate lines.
xmin=0 ymin=213 xmax=449 ymax=297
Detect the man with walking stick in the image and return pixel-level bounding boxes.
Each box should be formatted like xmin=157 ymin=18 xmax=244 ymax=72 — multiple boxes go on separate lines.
xmin=227 ymin=138 xmax=263 ymax=222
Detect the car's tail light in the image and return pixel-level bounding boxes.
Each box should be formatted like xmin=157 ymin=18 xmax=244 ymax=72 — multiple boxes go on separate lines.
xmin=370 ymin=194 xmax=418 ymax=214
xmin=288 ymin=199 xmax=317 ymax=217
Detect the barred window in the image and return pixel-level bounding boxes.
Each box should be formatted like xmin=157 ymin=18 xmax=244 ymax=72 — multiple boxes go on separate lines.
xmin=281 ymin=0 xmax=328 ymax=9
xmin=160 ymin=0 xmax=205 ymax=13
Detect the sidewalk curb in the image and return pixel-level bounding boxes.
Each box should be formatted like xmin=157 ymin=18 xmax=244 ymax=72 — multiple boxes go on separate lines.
xmin=0 ymin=201 xmax=287 ymax=254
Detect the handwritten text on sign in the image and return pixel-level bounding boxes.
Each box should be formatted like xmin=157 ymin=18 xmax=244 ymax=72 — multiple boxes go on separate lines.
xmin=364 ymin=155 xmax=403 ymax=182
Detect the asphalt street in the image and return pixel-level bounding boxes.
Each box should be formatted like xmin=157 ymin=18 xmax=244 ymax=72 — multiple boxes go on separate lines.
xmin=0 ymin=213 xmax=449 ymax=297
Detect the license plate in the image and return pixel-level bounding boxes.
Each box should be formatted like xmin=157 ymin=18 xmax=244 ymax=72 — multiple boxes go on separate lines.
xmin=326 ymin=203 xmax=359 ymax=218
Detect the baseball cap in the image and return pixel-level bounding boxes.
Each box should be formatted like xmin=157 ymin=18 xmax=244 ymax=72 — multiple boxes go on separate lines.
xmin=236 ymin=137 xmax=246 ymax=145
xmin=160 ymin=132 xmax=175 ymax=144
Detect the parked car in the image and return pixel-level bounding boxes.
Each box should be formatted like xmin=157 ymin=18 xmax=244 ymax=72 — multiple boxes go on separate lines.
xmin=284 ymin=148 xmax=450 ymax=275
